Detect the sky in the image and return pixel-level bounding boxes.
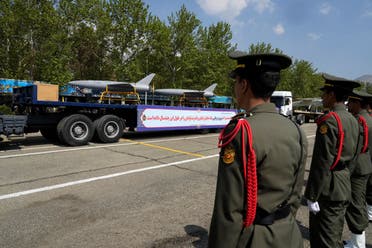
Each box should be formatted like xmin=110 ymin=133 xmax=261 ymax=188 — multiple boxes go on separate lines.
xmin=142 ymin=0 xmax=372 ymax=80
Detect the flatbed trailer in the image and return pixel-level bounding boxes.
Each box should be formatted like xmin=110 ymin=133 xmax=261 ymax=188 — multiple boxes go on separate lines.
xmin=292 ymin=98 xmax=324 ymax=124
xmin=0 ymin=84 xmax=236 ymax=146
xmin=293 ymin=110 xmax=323 ymax=124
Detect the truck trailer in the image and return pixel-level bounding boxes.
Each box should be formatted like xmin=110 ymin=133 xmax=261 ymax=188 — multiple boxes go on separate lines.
xmin=270 ymin=91 xmax=324 ymax=124
xmin=0 ymin=83 xmax=236 ymax=146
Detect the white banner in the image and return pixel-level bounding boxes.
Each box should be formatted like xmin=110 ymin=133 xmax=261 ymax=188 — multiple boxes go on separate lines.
xmin=140 ymin=108 xmax=236 ymax=128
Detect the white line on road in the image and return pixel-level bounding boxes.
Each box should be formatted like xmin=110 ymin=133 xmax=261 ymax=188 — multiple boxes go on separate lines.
xmin=0 ymin=134 xmax=219 ymax=159
xmin=0 ymin=154 xmax=219 ymax=201
xmin=0 ymin=142 xmax=137 ymax=159
xmin=0 ymin=134 xmax=316 ymax=200
xmin=1 ymin=134 xmax=316 ymax=159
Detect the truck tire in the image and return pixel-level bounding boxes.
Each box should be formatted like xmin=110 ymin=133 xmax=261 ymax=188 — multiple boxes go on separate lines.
xmin=93 ymin=115 xmax=124 ymax=143
xmin=57 ymin=114 xmax=93 ymax=146
xmin=40 ymin=127 xmax=58 ymax=141
xmin=295 ymin=114 xmax=305 ymax=125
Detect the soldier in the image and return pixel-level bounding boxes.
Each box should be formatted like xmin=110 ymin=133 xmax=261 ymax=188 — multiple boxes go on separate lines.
xmin=208 ymin=51 xmax=308 ymax=248
xmin=304 ymin=74 xmax=361 ymax=248
xmin=344 ymin=90 xmax=372 ymax=247
xmin=366 ymin=98 xmax=372 ymax=223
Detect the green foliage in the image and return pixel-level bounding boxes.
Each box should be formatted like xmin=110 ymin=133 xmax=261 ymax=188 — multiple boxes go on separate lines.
xmin=278 ymin=60 xmax=323 ymax=98
xmin=0 ymin=104 xmax=13 ymax=114
xmin=248 ymin=42 xmax=283 ymax=54
xmin=365 ymin=83 xmax=372 ymax=94
xmin=0 ymin=1 xmax=324 ymax=99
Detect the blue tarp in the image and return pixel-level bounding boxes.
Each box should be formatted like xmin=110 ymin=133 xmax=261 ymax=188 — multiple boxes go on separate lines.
xmin=0 ymin=78 xmax=34 ymax=93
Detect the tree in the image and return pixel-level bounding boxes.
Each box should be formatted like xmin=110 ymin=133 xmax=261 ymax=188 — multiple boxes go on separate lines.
xmin=57 ymin=0 xmax=112 ymax=81
xmin=278 ymin=60 xmax=323 ymax=98
xmin=194 ymin=22 xmax=235 ymax=95
xmin=0 ymin=2 xmax=323 ymax=100
xmin=166 ymin=5 xmax=201 ymax=89
xmin=107 ymin=0 xmax=150 ymax=81
xmin=245 ymin=42 xmax=323 ymax=98
xmin=138 ymin=15 xmax=173 ymax=89
xmin=0 ymin=0 xmax=73 ymax=83
xmin=248 ymin=42 xmax=283 ymax=54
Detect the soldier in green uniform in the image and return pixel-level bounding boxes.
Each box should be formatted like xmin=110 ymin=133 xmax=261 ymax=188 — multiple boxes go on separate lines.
xmin=304 ymin=74 xmax=361 ymax=248
xmin=208 ymin=51 xmax=308 ymax=248
xmin=344 ymin=90 xmax=372 ymax=248
xmin=366 ymin=97 xmax=372 ymax=223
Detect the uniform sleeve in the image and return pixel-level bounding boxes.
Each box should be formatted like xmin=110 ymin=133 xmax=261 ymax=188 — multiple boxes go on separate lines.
xmin=208 ymin=123 xmax=245 ymax=248
xmin=291 ymin=126 xmax=308 ymax=214
xmin=304 ymin=119 xmax=337 ymax=201
xmin=368 ymin=118 xmax=372 ymax=162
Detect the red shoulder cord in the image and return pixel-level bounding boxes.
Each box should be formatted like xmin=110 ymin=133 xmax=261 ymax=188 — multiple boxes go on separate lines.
xmin=316 ymin=112 xmax=344 ymax=170
xmin=358 ymin=115 xmax=369 ymax=153
xmin=218 ymin=119 xmax=257 ymax=227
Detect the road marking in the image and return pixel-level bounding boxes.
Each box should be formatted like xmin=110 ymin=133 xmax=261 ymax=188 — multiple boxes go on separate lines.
xmin=0 ymin=134 xmax=219 ymax=153
xmin=0 ymin=144 xmax=63 ymax=152
xmin=0 ymin=142 xmax=136 ymax=159
xmin=122 ymin=139 xmax=204 ymax=157
xmin=0 ymin=134 xmax=316 ymax=159
xmin=0 ymin=154 xmax=219 ymax=201
xmin=0 ymin=134 xmax=218 ymax=159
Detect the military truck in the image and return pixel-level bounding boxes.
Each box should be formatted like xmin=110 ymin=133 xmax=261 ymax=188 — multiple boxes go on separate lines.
xmin=0 ymin=83 xmax=236 ymax=146
xmin=270 ymin=91 xmax=324 ymax=125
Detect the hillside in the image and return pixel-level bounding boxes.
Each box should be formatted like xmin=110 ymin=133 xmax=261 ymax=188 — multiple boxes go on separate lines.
xmin=355 ymin=74 xmax=372 ymax=84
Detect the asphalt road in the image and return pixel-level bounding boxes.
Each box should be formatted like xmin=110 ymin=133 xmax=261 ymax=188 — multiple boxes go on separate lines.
xmin=0 ymin=124 xmax=371 ymax=248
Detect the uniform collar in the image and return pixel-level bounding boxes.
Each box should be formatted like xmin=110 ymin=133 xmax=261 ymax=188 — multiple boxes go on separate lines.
xmin=332 ymin=103 xmax=346 ymax=111
xmin=359 ymin=109 xmax=369 ymax=115
xmin=247 ymin=102 xmax=277 ymax=114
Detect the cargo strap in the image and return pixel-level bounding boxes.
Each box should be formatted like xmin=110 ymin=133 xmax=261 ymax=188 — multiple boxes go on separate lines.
xmin=316 ymin=112 xmax=344 ymax=171
xmin=218 ymin=119 xmax=257 ymax=227
xmin=358 ymin=115 xmax=368 ymax=153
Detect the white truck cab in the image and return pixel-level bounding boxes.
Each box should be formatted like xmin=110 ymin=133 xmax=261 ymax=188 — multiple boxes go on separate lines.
xmin=270 ymin=91 xmax=293 ymax=117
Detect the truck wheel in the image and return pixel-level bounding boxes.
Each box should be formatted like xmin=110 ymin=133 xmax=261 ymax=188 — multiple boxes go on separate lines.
xmin=57 ymin=114 xmax=93 ymax=146
xmin=40 ymin=127 xmax=58 ymax=141
xmin=296 ymin=114 xmax=305 ymax=125
xmin=93 ymin=115 xmax=124 ymax=143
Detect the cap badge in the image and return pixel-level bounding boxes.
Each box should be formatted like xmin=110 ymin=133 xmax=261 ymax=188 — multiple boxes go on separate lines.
xmin=256 ymin=59 xmax=262 ymax=66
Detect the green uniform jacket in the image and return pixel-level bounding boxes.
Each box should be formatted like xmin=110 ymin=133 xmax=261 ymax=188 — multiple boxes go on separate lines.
xmin=363 ymin=110 xmax=372 ymax=164
xmin=365 ymin=110 xmax=372 ymax=204
xmin=353 ymin=109 xmax=372 ymax=176
xmin=208 ymin=103 xmax=307 ymax=248
xmin=304 ymin=104 xmax=360 ymax=202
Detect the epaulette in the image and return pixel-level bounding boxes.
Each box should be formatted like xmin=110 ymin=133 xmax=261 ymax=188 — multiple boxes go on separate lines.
xmin=231 ymin=112 xmax=246 ymax=120
xmin=316 ymin=111 xmax=334 ymax=125
xmin=231 ymin=112 xmax=253 ymax=120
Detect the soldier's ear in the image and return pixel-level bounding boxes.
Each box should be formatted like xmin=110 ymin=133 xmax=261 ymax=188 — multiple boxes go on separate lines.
xmin=241 ymin=78 xmax=250 ymax=93
xmin=328 ymin=91 xmax=335 ymax=98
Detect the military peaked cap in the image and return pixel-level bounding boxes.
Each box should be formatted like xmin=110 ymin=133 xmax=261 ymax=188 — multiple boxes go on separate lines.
xmin=349 ymin=89 xmax=372 ymax=101
xmin=320 ymin=73 xmax=360 ymax=91
xmin=229 ymin=51 xmax=292 ymax=78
